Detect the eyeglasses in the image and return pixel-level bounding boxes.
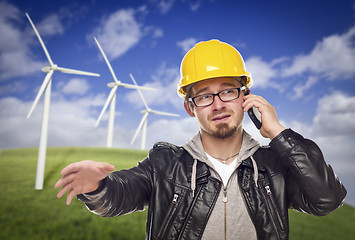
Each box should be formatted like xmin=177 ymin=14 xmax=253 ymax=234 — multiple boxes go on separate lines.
xmin=188 ymin=86 xmax=246 ymax=107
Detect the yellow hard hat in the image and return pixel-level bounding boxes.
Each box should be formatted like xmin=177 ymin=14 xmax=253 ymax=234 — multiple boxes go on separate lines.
xmin=177 ymin=39 xmax=253 ymax=98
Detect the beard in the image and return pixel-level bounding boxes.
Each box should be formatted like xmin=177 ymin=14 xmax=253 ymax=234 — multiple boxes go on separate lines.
xmin=212 ymin=123 xmax=238 ymax=139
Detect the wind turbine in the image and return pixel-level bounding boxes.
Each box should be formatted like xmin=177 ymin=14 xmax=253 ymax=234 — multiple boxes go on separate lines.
xmin=93 ymin=37 xmax=156 ymax=148
xmin=130 ymin=74 xmax=179 ymax=150
xmin=25 ymin=13 xmax=100 ymax=190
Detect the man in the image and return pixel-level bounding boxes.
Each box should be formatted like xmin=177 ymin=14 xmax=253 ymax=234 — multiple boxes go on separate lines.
xmin=55 ymin=39 xmax=346 ymax=240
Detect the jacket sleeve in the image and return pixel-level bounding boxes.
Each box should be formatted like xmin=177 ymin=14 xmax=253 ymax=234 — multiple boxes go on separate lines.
xmin=269 ymin=129 xmax=347 ymax=216
xmin=77 ymin=156 xmax=153 ymax=217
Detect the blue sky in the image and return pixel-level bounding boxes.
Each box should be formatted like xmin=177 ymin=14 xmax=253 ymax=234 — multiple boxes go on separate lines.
xmin=1 ymin=0 xmax=355 ymax=206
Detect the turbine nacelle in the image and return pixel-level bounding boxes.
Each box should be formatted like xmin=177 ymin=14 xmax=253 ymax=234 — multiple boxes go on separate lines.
xmin=107 ymin=82 xmax=118 ymax=88
xmin=141 ymin=109 xmax=152 ymax=114
xmin=41 ymin=65 xmax=58 ymax=73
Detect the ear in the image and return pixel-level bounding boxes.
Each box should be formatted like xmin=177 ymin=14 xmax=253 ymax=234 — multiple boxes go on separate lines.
xmin=184 ymin=102 xmax=195 ymax=117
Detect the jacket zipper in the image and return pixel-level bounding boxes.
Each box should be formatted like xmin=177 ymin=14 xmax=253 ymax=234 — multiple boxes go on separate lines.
xmin=265 ymin=185 xmax=285 ymax=231
xmin=223 ymin=189 xmax=228 ymax=240
xmin=220 ymin=169 xmax=239 ymax=240
xmin=157 ymin=193 xmax=179 ymax=239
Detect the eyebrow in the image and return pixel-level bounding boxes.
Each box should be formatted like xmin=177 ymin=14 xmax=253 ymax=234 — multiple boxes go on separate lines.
xmin=194 ymin=82 xmax=238 ymax=96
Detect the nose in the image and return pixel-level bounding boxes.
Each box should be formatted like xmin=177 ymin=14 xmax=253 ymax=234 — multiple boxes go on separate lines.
xmin=211 ymin=94 xmax=225 ymax=111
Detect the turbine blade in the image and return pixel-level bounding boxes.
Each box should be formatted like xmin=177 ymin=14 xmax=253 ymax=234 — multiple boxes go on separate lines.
xmin=27 ymin=70 xmax=54 ymax=119
xmin=57 ymin=67 xmax=100 ymax=77
xmin=95 ymin=86 xmax=117 ymax=127
xmin=26 ymin=13 xmax=54 ymax=66
xmin=119 ymin=82 xmax=157 ymax=91
xmin=130 ymin=112 xmax=149 ymax=145
xmin=94 ymin=37 xmax=119 ymax=83
xmin=129 ymin=73 xmax=149 ymax=110
xmin=150 ymin=110 xmax=179 ymax=117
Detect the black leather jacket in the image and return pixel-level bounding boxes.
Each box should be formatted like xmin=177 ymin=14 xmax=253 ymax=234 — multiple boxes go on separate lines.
xmin=79 ymin=129 xmax=346 ymax=240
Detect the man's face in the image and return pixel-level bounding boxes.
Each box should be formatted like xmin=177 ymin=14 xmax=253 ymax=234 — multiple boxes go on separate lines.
xmin=188 ymin=77 xmax=245 ymax=139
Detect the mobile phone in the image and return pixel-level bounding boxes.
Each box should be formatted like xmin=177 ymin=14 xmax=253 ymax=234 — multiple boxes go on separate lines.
xmin=244 ymin=90 xmax=262 ymax=129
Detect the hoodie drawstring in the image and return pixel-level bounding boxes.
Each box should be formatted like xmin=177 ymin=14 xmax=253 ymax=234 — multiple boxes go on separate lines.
xmin=191 ymin=159 xmax=197 ymax=197
xmin=250 ymin=155 xmax=259 ymax=187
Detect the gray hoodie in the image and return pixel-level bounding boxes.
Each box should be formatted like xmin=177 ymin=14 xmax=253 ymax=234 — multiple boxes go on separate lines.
xmin=183 ymin=130 xmax=260 ymax=240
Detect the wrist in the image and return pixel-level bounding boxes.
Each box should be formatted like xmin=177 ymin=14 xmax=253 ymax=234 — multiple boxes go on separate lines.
xmin=85 ymin=178 xmax=107 ymax=195
xmin=268 ymin=125 xmax=286 ymax=140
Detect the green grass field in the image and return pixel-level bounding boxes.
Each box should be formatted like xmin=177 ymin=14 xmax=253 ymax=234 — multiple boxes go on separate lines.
xmin=0 ymin=147 xmax=354 ymax=240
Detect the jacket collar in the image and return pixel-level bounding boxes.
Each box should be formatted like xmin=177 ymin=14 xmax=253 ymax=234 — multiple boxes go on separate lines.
xmin=185 ymin=152 xmax=210 ymax=184
xmin=241 ymin=157 xmax=266 ymax=171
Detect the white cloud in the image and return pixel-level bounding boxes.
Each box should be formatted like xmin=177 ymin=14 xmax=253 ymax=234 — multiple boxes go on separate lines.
xmin=0 ymin=2 xmax=22 ymax=51
xmin=177 ymin=37 xmax=198 ymax=53
xmin=57 ymin=78 xmax=90 ymax=95
xmin=281 ymin=91 xmax=355 ymax=154
xmin=188 ymin=0 xmax=203 ymax=11
xmin=312 ymin=91 xmax=355 ymax=137
xmin=145 ymin=117 xmax=199 ymax=148
xmin=0 ymin=81 xmax=28 ymax=95
xmin=150 ymin=0 xmax=202 ymax=14
xmin=142 ymin=25 xmax=164 ymax=47
xmin=91 ymin=9 xmax=142 ymax=60
xmin=0 ymin=2 xmax=45 ymax=80
xmin=35 ymin=14 xmax=64 ymax=37
xmin=91 ymin=7 xmax=162 ymax=60
xmin=0 ymin=97 xmax=34 ymax=148
xmin=0 ymin=93 xmax=108 ymax=149
xmin=0 ymin=51 xmax=45 ymax=80
xmin=0 ymin=2 xmax=85 ymax=81
xmin=152 ymin=28 xmax=163 ymax=38
xmin=289 ymin=75 xmax=318 ymax=100
xmin=126 ymin=62 xmax=182 ymax=109
xmin=245 ymin=57 xmax=279 ymax=89
xmin=152 ymin=0 xmax=202 ymax=14
xmin=243 ymin=24 xmax=355 ymax=95
xmin=281 ymin=26 xmax=355 ymax=80
xmin=155 ymin=0 xmax=176 ymax=14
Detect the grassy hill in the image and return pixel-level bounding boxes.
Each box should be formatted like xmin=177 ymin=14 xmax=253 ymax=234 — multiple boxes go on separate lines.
xmin=0 ymin=147 xmax=353 ymax=240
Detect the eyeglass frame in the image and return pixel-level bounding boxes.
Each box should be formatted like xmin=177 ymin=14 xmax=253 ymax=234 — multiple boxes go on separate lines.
xmin=188 ymin=86 xmax=247 ymax=107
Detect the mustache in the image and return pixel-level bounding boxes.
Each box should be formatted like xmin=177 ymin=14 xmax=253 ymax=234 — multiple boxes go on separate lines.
xmin=208 ymin=109 xmax=234 ymax=120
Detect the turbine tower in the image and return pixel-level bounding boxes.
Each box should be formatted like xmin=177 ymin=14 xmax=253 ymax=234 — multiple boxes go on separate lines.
xmin=26 ymin=13 xmax=100 ymax=190
xmin=93 ymin=37 xmax=156 ymax=148
xmin=130 ymin=74 xmax=179 ymax=150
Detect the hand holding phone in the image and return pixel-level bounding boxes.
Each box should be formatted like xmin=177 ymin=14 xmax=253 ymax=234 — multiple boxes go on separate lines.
xmin=244 ymin=90 xmax=262 ymax=129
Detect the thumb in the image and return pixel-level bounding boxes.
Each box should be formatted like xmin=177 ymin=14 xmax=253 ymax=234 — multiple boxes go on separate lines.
xmin=101 ymin=162 xmax=115 ymax=172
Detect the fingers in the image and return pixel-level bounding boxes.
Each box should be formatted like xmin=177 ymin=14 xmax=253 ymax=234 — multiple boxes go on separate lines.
xmin=243 ymin=93 xmax=286 ymax=139
xmin=60 ymin=161 xmax=81 ymax=176
xmin=55 ymin=175 xmax=75 ymax=202
xmin=60 ymin=161 xmax=114 ymax=176
xmin=56 ymin=177 xmax=72 ymax=197
xmin=242 ymin=94 xmax=268 ymax=112
xmin=55 ymin=176 xmax=80 ymax=205
xmin=55 ymin=170 xmax=75 ymax=189
xmin=55 ymin=161 xmax=115 ymax=206
xmin=55 ymin=163 xmax=81 ymax=203
xmin=66 ymin=189 xmax=77 ymax=205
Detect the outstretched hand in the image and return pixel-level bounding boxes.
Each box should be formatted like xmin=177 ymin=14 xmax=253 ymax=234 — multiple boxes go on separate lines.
xmin=55 ymin=160 xmax=115 ymax=205
xmin=242 ymin=93 xmax=285 ymax=140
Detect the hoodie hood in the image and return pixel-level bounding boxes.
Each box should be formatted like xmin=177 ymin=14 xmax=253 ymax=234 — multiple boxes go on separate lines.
xmin=183 ymin=130 xmax=261 ymax=195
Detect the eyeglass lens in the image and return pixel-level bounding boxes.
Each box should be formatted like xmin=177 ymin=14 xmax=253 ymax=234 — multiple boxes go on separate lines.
xmin=193 ymin=88 xmax=240 ymax=107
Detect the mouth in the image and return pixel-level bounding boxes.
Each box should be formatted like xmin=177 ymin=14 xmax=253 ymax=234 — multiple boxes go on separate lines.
xmin=212 ymin=114 xmax=231 ymax=122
